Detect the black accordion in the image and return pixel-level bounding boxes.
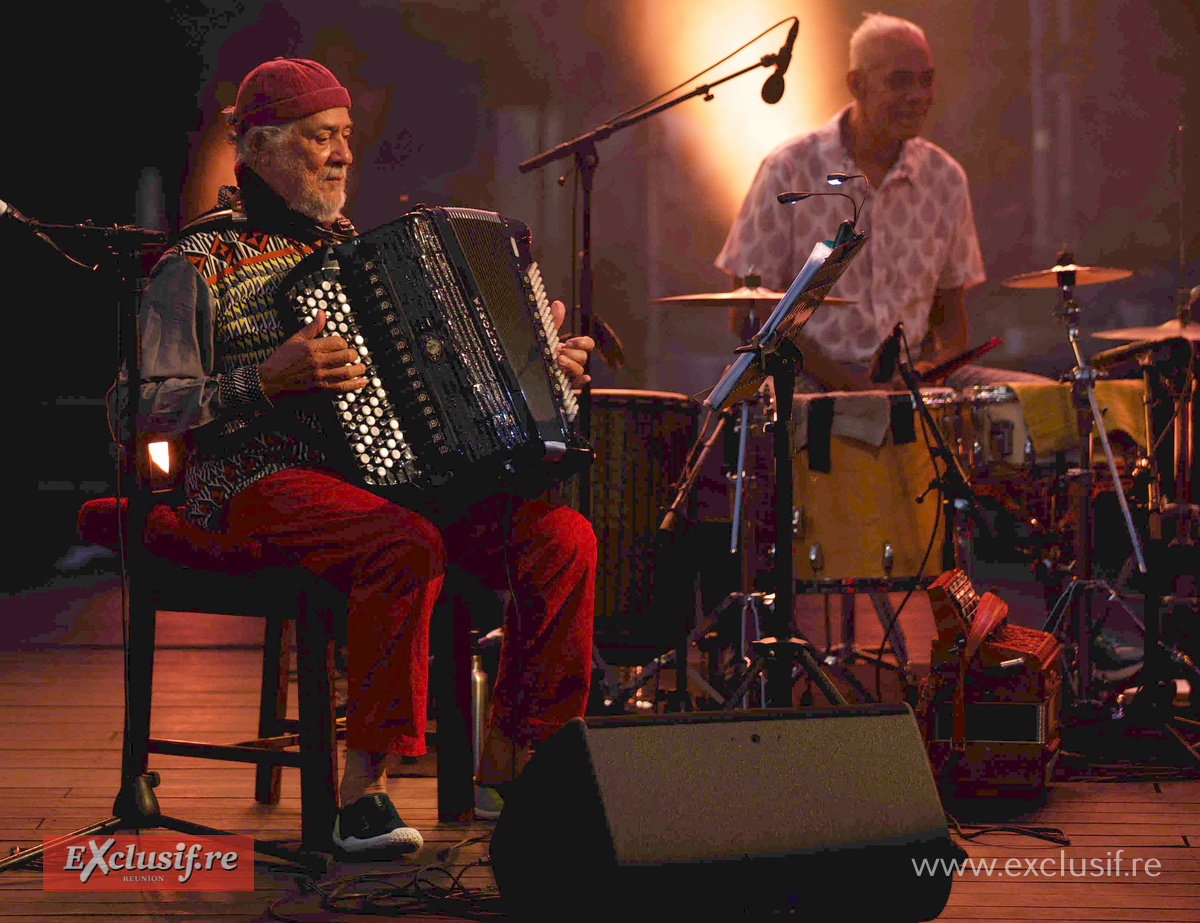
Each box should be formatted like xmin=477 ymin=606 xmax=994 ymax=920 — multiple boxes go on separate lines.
xmin=275 ymin=206 xmax=591 ymax=494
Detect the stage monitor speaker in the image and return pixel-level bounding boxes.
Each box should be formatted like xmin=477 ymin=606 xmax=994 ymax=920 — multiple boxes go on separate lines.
xmin=490 ymin=706 xmax=964 ymax=921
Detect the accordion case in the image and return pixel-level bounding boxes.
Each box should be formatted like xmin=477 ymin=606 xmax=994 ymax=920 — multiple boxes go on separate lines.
xmin=917 ymin=569 xmax=1063 ymax=794
xmin=275 ymin=206 xmax=592 ymax=497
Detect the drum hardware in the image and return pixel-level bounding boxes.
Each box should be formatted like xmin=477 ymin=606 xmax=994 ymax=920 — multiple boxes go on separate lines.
xmin=789 ymin=384 xmax=973 ymax=697
xmin=1106 ymin=120 xmax=1200 ymax=760
xmin=649 ymin=396 xmax=772 ymax=710
xmin=1015 ymin=252 xmax=1150 ymax=710
xmin=1091 ymin=319 xmax=1200 ymax=342
xmin=799 ymin=505 xmax=919 ymax=701
xmin=1001 ymin=262 xmax=1133 ymax=290
xmin=1001 ymin=128 xmax=1197 ymax=753
xmin=1091 ymin=322 xmax=1199 ymax=544
xmin=651 ymin=287 xmax=856 ymax=308
xmin=653 ymin=281 xmax=855 ymax=344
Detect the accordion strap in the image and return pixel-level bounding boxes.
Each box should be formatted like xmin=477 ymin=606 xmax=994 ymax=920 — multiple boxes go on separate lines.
xmin=953 ymin=592 xmax=1009 ymax=752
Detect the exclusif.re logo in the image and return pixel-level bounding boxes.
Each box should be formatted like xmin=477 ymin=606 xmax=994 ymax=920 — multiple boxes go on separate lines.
xmin=42 ymin=833 xmax=254 ymax=891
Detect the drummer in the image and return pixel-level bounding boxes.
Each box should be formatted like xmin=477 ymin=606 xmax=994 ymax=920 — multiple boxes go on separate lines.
xmin=716 ymin=12 xmax=1049 ymax=392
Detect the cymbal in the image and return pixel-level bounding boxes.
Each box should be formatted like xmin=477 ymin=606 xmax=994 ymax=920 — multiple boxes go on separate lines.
xmin=652 ymin=286 xmax=854 ymax=306
xmin=1002 ymin=264 xmax=1132 ymax=289
xmin=1092 ymin=318 xmax=1200 ymax=341
xmin=1090 ymin=337 xmax=1187 ymax=369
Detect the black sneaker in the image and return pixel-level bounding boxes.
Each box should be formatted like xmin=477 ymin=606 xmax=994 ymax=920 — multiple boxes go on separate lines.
xmin=333 ymin=792 xmax=423 ymax=855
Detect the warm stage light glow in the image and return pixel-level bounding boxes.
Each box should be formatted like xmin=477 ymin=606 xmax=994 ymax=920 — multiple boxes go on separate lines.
xmin=148 ymin=441 xmax=171 ymax=475
xmin=624 ymin=0 xmax=842 ymax=221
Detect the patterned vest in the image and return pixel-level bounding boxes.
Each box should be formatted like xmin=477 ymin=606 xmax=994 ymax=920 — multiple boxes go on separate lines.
xmin=172 ymin=216 xmax=330 ymax=529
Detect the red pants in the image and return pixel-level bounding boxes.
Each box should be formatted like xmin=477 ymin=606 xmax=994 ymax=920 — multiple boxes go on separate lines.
xmin=227 ymin=468 xmax=596 ymax=756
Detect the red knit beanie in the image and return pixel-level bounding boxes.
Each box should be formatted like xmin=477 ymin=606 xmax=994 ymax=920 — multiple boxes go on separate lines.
xmin=232 ymin=57 xmax=351 ymax=129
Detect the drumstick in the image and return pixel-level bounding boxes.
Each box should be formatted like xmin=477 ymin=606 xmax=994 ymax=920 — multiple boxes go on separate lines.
xmin=919 ymin=336 xmax=1004 ymax=384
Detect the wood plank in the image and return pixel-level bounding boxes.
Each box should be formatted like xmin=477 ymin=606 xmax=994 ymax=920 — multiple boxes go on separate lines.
xmin=4 ymin=575 xmax=1200 ymax=923
xmin=938 ymin=911 xmax=1200 ymax=922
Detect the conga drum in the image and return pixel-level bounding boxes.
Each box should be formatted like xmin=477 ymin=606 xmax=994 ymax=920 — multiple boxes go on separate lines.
xmin=548 ymin=389 xmax=700 ymax=661
xmin=790 ymin=389 xmax=962 ymax=580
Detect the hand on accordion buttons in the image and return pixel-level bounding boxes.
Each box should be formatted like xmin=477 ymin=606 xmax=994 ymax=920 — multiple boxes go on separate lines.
xmin=258 ymin=308 xmax=370 ymax=399
xmin=550 ymin=298 xmax=594 ymax=387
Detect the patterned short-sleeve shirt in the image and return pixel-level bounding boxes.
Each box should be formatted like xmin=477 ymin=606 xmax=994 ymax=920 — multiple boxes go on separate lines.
xmin=715 ymin=106 xmax=985 ymax=363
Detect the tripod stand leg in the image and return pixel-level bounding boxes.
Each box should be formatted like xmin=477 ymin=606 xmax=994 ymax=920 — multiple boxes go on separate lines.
xmin=725 ymin=636 xmax=850 ymax=708
xmin=868 ymin=591 xmax=911 ymax=671
xmin=813 ymin=653 xmax=878 ymax=704
xmin=0 ymin=773 xmax=329 ymax=875
xmin=1162 ymin=721 xmax=1200 ymax=763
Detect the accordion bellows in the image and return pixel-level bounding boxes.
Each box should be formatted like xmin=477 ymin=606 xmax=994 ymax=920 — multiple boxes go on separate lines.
xmin=275 ymin=206 xmax=588 ymax=493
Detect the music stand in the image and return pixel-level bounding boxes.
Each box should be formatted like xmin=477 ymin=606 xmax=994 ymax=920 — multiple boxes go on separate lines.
xmin=705 ymin=222 xmax=867 ymax=708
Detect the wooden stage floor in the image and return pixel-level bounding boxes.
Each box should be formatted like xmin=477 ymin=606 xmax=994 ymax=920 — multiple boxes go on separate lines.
xmin=1 ymin=572 xmax=1198 ymax=922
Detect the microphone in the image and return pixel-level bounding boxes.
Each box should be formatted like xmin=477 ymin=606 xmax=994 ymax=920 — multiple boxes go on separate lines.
xmin=761 ymin=19 xmax=799 ymax=105
xmin=0 ymin=199 xmax=30 ymax=224
xmin=870 ymin=323 xmax=904 ymax=383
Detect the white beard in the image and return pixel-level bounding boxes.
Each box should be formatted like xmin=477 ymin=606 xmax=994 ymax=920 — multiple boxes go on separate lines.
xmin=276 ymin=156 xmax=348 ymax=224
xmin=290 ymin=183 xmax=346 ymax=224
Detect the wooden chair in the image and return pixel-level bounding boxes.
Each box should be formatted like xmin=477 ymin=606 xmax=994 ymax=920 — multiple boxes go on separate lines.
xmin=77 ymin=497 xmax=475 ymax=852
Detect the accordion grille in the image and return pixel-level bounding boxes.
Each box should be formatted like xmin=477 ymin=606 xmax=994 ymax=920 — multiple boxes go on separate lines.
xmin=276 ymin=206 xmax=578 ymax=491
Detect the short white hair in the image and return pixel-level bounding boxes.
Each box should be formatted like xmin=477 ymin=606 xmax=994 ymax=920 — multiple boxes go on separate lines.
xmin=849 ymin=12 xmax=928 ymax=69
xmin=221 ymin=105 xmax=299 ymax=167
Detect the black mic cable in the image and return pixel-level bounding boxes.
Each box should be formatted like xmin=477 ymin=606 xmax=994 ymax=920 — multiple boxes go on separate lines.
xmin=869 ymin=322 xmax=905 ymax=383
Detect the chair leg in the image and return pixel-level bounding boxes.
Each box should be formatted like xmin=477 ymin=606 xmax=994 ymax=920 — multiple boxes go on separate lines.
xmin=433 ymin=584 xmax=475 ymax=823
xmin=295 ymin=596 xmax=338 ymax=850
xmin=255 ymin=614 xmax=291 ymax=805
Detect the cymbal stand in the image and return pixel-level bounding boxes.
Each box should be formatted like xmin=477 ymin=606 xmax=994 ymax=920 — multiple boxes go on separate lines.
xmin=1053 ymin=259 xmax=1147 ymax=707
xmin=1166 ymin=118 xmax=1199 ymax=542
xmin=1130 ymin=119 xmax=1200 ymax=760
xmin=1153 ymin=334 xmax=1198 ymax=546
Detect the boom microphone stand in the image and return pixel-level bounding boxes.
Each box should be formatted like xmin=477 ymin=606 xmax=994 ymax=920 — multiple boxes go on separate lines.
xmin=0 ymin=211 xmax=324 ymax=875
xmin=518 ymin=18 xmax=800 ymax=520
